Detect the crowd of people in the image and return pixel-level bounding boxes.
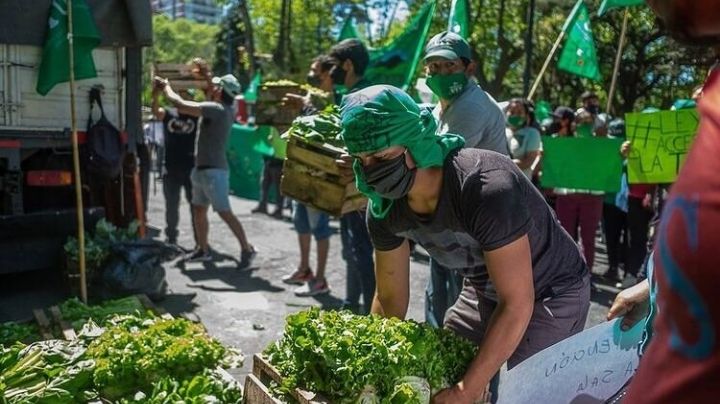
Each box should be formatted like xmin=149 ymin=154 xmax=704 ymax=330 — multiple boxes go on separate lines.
xmin=142 ymin=0 xmax=720 ymax=400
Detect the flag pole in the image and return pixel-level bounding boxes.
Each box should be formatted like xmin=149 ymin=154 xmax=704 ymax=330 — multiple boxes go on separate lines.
xmin=527 ymin=30 xmax=565 ymax=100
xmin=606 ymin=8 xmax=630 ymax=115
xmin=67 ymin=0 xmax=88 ymax=303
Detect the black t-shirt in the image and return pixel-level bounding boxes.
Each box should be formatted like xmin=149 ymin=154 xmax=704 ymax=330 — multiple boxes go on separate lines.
xmin=368 ymin=148 xmax=587 ymax=300
xmin=163 ymin=109 xmax=198 ymax=172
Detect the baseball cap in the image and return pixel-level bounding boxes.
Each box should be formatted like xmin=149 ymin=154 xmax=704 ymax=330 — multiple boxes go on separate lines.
xmin=423 ymin=31 xmax=471 ymax=61
xmin=552 ymin=106 xmax=575 ymax=121
xmin=211 ymin=74 xmax=242 ymax=97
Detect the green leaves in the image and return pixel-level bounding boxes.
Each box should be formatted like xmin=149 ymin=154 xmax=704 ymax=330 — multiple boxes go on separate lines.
xmin=265 ymin=308 xmax=476 ymax=403
xmin=287 ymin=105 xmax=344 ymax=147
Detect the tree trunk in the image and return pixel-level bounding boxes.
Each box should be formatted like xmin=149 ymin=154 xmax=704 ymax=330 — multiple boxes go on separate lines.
xmin=274 ymin=0 xmax=291 ymax=70
xmin=238 ymin=0 xmax=256 ymax=76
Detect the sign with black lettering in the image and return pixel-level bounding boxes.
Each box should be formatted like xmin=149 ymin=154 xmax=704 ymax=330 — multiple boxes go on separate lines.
xmin=497 ymin=319 xmax=643 ymax=403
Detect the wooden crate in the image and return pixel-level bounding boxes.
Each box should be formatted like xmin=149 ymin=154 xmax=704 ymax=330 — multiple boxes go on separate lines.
xmin=244 ymin=354 xmax=330 ymax=404
xmin=255 ymin=102 xmax=302 ymax=125
xmin=258 ymin=84 xmax=302 ymax=103
xmin=154 ymin=63 xmax=208 ymax=90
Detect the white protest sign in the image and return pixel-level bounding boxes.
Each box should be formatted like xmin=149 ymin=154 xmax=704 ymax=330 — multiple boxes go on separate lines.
xmin=497 ymin=319 xmax=644 ymax=404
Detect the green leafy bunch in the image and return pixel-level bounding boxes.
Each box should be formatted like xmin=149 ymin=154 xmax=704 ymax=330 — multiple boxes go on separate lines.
xmin=264 ymin=308 xmax=476 ymax=403
xmin=286 ymin=105 xmax=344 ymax=147
xmin=86 ymin=317 xmax=227 ymax=400
xmin=63 ymin=219 xmax=141 ymax=274
xmin=120 ymin=369 xmax=243 ymax=404
xmin=0 ymin=322 xmax=40 ymax=346
xmin=59 ymin=296 xmax=150 ymax=330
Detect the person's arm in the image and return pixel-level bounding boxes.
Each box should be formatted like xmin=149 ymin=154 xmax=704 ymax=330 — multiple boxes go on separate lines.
xmin=433 ymin=235 xmax=534 ymax=403
xmin=156 ymin=76 xmax=204 ymax=117
xmin=516 ymin=130 xmax=542 ymax=170
xmin=151 ymin=88 xmax=166 ymax=121
xmin=607 ymin=279 xmax=650 ymax=331
xmin=515 ymin=150 xmax=541 ymax=170
xmin=370 ymin=240 xmax=411 ymax=319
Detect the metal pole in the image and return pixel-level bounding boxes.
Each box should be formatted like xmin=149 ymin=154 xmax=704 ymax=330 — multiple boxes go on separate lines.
xmin=528 ymin=30 xmax=566 ymax=100
xmin=523 ymin=0 xmax=536 ymax=97
xmin=606 ymin=8 xmax=630 ymax=115
xmin=67 ymin=0 xmax=88 ymax=303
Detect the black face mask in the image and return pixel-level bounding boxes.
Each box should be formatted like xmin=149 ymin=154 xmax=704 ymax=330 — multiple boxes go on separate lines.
xmin=361 ymin=152 xmax=416 ymax=200
xmin=547 ymin=122 xmax=561 ymax=135
xmin=586 ymin=105 xmax=600 ymax=115
xmin=330 ymin=64 xmax=347 ymax=86
xmin=306 ymin=74 xmax=321 ymax=87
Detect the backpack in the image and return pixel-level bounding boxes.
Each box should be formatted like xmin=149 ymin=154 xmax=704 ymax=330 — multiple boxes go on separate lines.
xmin=86 ymin=87 xmax=125 ymax=179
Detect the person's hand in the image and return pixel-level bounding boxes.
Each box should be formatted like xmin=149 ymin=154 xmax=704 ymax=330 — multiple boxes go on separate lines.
xmin=281 ymin=93 xmax=309 ymax=109
xmin=153 ymin=76 xmax=168 ymax=91
xmin=642 ymin=193 xmax=653 ymax=210
xmin=191 ymin=57 xmax=211 ymax=78
xmin=432 ymin=382 xmax=490 ymax=404
xmin=607 ymin=280 xmax=651 ymax=331
xmin=620 ymin=141 xmax=632 ymax=158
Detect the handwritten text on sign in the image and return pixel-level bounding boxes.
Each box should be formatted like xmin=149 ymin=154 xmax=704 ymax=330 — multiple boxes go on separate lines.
xmin=497 ymin=319 xmax=643 ymax=404
xmin=626 ymin=109 xmax=699 ymax=184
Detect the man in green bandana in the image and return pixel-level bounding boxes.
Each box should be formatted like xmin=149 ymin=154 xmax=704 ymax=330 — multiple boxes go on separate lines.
xmin=422 ymin=31 xmax=510 ymax=333
xmin=341 ymin=85 xmax=590 ymax=404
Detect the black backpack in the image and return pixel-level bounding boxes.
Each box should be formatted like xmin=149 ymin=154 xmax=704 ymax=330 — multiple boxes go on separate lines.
xmin=86 ymin=87 xmax=125 ymax=179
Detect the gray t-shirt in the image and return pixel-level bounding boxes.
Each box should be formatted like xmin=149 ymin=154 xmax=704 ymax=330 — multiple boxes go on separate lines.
xmin=506 ymin=126 xmax=542 ymax=179
xmin=197 ymin=101 xmax=234 ymax=170
xmin=367 ymin=148 xmax=587 ymax=300
xmin=433 ymin=81 xmax=509 ymax=155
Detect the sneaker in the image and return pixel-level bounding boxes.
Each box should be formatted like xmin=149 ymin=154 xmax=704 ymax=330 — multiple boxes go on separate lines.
xmin=185 ymin=248 xmax=211 ymax=262
xmin=271 ymin=209 xmax=283 ymax=219
xmin=294 ymin=278 xmax=330 ymax=297
xmin=251 ymin=205 xmax=268 ymax=214
xmin=282 ymin=269 xmax=314 ymax=285
xmin=238 ymin=247 xmax=257 ymax=270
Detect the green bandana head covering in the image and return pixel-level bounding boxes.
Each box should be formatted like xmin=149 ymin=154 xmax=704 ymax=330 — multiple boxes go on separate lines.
xmin=340 ymin=85 xmax=465 ymax=218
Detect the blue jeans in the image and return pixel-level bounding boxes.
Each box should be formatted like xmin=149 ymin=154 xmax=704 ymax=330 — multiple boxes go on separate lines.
xmin=340 ymin=210 xmax=375 ymax=313
xmin=425 ymin=260 xmax=463 ymax=328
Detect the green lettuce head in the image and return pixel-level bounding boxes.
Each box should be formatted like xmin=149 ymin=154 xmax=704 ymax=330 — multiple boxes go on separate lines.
xmin=340 ymin=85 xmax=464 ymax=218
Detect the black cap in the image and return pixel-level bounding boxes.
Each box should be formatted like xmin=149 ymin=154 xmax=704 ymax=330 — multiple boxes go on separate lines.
xmin=552 ymin=106 xmax=575 ymax=121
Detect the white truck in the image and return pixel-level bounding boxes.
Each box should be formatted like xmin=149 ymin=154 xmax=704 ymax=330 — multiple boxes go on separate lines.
xmin=0 ymin=0 xmax=152 ymax=274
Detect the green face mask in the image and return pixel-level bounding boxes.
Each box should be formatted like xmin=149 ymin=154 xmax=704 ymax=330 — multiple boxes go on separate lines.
xmin=576 ymin=123 xmax=594 ymax=137
xmin=507 ymin=115 xmax=525 ymax=129
xmin=426 ymin=72 xmax=468 ymax=100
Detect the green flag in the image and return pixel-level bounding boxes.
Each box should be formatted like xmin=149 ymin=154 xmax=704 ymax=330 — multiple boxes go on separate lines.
xmin=243 ymin=71 xmax=262 ymax=103
xmin=364 ymin=1 xmax=436 ymax=90
xmin=535 ymin=100 xmax=552 ymax=122
xmin=598 ymin=0 xmax=645 ymax=16
xmin=557 ymin=0 xmax=601 ymax=81
xmin=36 ymin=0 xmax=100 ymax=96
xmin=338 ymin=18 xmax=360 ymax=41
xmin=448 ymin=0 xmax=470 ymax=39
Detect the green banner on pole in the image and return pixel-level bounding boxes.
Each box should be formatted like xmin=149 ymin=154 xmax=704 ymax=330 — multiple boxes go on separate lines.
xmin=448 ymin=0 xmax=470 ymax=39
xmin=541 ymin=137 xmax=624 ymax=192
xmin=598 ymin=0 xmax=645 ymax=16
xmin=625 ymin=109 xmax=699 ymax=184
xmin=364 ymin=0 xmax=436 ymax=90
xmin=557 ymin=0 xmax=602 ymax=81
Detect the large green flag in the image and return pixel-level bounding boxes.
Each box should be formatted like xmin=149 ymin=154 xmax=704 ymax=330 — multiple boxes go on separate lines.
xmin=338 ymin=18 xmax=360 ymax=41
xmin=364 ymin=1 xmax=436 ymax=90
xmin=36 ymin=0 xmax=100 ymax=96
xmin=557 ymin=0 xmax=601 ymax=81
xmin=448 ymin=0 xmax=470 ymax=39
xmin=243 ymin=71 xmax=262 ymax=103
xmin=598 ymin=0 xmax=645 ymax=16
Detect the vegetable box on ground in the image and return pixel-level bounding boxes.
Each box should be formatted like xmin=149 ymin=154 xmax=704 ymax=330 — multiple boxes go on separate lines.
xmin=243 ymin=354 xmax=330 ymax=404
xmin=280 ymin=135 xmax=367 ymax=217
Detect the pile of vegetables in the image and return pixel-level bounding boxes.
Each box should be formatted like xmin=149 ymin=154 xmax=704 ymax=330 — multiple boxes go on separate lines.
xmin=264 ymin=308 xmax=476 ymax=403
xmin=285 ymin=105 xmax=344 ymax=147
xmin=63 ymin=219 xmax=140 ymax=274
xmin=59 ymin=296 xmax=149 ymax=330
xmin=0 ymin=322 xmax=40 ymax=346
xmin=0 ymin=315 xmax=243 ymax=403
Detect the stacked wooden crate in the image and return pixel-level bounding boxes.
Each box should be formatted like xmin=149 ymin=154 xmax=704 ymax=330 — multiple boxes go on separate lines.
xmin=255 ymin=83 xmax=304 ymax=126
xmin=154 ymin=63 xmax=207 ymax=90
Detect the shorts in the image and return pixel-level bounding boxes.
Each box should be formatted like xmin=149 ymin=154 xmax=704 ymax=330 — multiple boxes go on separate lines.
xmin=190 ymin=168 xmax=231 ymax=212
xmin=292 ymin=201 xmax=332 ymax=241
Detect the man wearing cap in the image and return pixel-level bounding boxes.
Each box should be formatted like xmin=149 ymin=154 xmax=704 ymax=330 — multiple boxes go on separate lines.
xmin=422 ymin=31 xmax=510 ymax=329
xmin=341 ymin=85 xmax=590 ymax=403
xmin=152 ymin=86 xmax=198 ymax=246
xmin=154 ymin=72 xmax=256 ymax=269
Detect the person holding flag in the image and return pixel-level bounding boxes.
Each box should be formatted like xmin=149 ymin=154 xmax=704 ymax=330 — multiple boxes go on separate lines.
xmin=421 ymin=31 xmax=509 ymax=329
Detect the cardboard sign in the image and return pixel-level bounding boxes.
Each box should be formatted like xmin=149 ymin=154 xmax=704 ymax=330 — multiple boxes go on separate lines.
xmin=497 ymin=319 xmax=644 ymax=404
xmin=626 ymin=109 xmax=699 ymax=184
xmin=541 ymin=137 xmax=624 ymax=192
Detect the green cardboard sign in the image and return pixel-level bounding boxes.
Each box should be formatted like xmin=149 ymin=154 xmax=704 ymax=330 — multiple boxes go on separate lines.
xmin=541 ymin=137 xmax=624 ymax=192
xmin=625 ymin=109 xmax=699 ymax=184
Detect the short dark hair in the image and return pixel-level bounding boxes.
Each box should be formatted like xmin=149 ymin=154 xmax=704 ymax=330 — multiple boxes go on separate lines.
xmin=313 ymin=54 xmax=336 ymax=73
xmin=329 ymin=39 xmax=370 ymax=75
xmin=581 ymin=91 xmax=598 ymax=102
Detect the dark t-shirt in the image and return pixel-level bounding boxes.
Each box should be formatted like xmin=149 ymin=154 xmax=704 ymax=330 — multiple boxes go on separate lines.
xmin=368 ymin=148 xmax=587 ymax=300
xmin=163 ymin=109 xmax=197 ymax=172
